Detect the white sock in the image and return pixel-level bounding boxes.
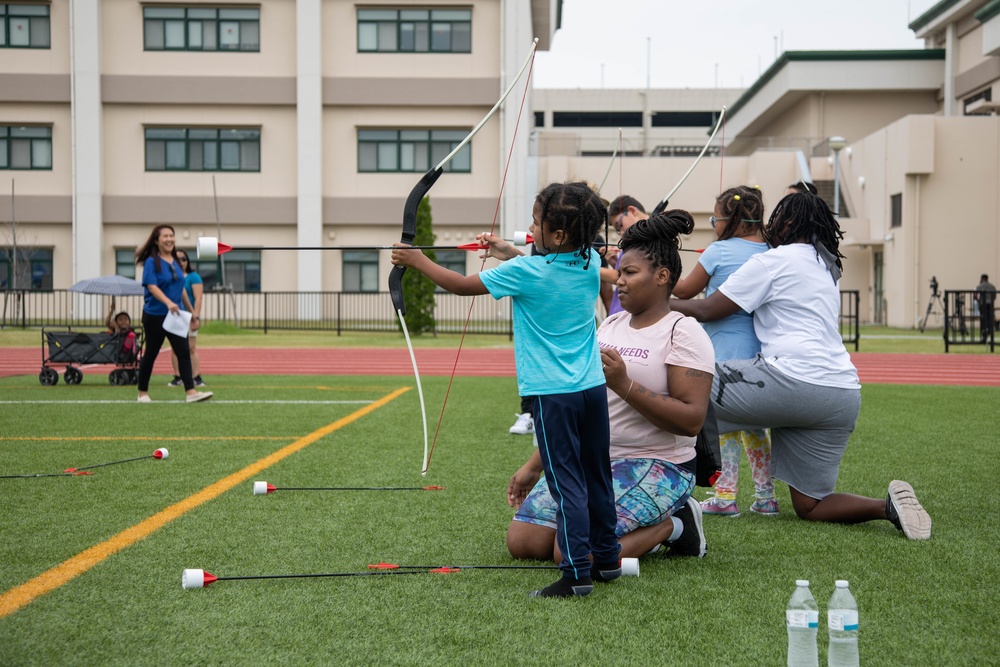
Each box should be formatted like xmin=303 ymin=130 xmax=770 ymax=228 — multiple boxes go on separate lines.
xmin=667 ymin=516 xmax=683 ymax=543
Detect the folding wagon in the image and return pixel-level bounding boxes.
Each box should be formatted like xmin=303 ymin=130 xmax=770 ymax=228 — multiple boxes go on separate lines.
xmin=39 ymin=327 xmax=145 ymax=386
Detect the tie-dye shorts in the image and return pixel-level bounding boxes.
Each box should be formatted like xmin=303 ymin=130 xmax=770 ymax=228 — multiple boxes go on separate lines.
xmin=513 ymin=457 xmax=694 ymax=537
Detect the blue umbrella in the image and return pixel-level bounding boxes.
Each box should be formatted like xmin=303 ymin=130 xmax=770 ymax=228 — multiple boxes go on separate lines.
xmin=68 ymin=275 xmax=145 ymax=297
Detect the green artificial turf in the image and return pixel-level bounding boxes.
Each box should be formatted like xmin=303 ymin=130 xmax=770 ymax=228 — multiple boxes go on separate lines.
xmin=0 ymin=375 xmax=997 ymax=665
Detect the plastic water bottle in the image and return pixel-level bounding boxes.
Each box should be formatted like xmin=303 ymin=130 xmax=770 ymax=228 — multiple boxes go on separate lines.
xmin=787 ymin=580 xmax=819 ymax=667
xmin=827 ymin=580 xmax=859 ymax=667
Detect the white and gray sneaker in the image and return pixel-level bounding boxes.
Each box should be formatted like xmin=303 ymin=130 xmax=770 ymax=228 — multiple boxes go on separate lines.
xmin=886 ymin=480 xmax=931 ymax=540
xmin=509 ymin=413 xmax=534 ymax=435
xmin=166 ymin=376 xmax=183 ymax=387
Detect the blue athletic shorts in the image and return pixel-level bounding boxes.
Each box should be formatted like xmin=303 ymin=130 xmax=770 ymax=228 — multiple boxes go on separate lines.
xmin=513 ymin=457 xmax=694 ymax=537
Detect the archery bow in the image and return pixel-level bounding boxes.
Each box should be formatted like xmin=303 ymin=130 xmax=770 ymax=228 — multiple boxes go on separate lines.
xmin=388 ymin=38 xmax=539 ymax=475
xmin=650 ymin=106 xmax=727 ymax=216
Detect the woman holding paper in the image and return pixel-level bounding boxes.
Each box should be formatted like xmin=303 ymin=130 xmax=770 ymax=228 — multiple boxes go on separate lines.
xmin=134 ymin=224 xmax=213 ymax=404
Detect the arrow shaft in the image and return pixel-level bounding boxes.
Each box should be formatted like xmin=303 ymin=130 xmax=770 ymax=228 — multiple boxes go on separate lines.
xmin=277 ymin=487 xmax=436 ymax=491
xmin=76 ymin=455 xmax=152 ymax=471
xmin=0 ymin=473 xmax=72 ymax=479
xmin=217 ymin=570 xmax=433 ymax=582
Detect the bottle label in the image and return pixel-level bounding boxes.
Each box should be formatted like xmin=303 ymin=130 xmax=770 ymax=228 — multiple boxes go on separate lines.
xmin=787 ymin=610 xmax=819 ymax=628
xmin=828 ymin=610 xmax=859 ymax=631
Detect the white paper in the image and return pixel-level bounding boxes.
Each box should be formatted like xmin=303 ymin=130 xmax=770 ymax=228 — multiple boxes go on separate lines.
xmin=163 ymin=310 xmax=192 ymax=338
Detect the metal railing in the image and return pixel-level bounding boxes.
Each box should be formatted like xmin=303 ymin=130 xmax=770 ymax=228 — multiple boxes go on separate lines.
xmin=943 ymin=290 xmax=995 ymax=353
xmin=1 ymin=289 xmax=514 ymax=337
xmin=840 ymin=290 xmax=860 ymax=351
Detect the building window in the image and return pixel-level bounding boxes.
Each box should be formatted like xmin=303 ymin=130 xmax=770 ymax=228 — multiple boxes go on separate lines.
xmin=115 ymin=249 xmax=136 ymax=279
xmin=145 ymin=128 xmax=260 ymax=172
xmin=187 ymin=249 xmax=261 ymax=292
xmin=357 ymin=8 xmax=471 ymax=53
xmin=890 ymin=193 xmax=902 ymax=229
xmin=0 ymin=247 xmax=53 ymax=290
xmin=143 ymin=7 xmax=260 ymax=51
xmin=963 ymin=88 xmax=993 ymax=115
xmin=0 ymin=125 xmax=52 ymax=170
xmin=343 ymin=250 xmax=379 ymax=292
xmin=0 ymin=4 xmax=50 ymax=48
xmin=435 ymin=250 xmax=466 ymax=293
xmin=552 ymin=112 xmax=643 ymax=128
xmin=650 ymin=111 xmax=718 ymax=128
xmin=358 ymin=129 xmax=470 ymax=173
xmin=533 ymin=111 xmax=544 ymax=128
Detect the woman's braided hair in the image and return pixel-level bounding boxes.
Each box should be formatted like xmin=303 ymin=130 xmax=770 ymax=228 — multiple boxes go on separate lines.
xmin=619 ymin=209 xmax=695 ymax=291
xmin=765 ymin=192 xmax=845 ymax=270
xmin=714 ymin=186 xmax=766 ymax=241
xmin=535 ymin=182 xmax=608 ymax=269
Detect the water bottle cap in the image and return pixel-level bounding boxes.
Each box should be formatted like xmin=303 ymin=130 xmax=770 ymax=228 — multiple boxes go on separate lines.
xmin=835 ymin=580 xmax=849 ymax=588
xmin=796 ymin=579 xmax=810 ymax=587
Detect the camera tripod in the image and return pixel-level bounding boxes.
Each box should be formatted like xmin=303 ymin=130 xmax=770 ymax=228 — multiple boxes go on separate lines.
xmin=919 ymin=290 xmax=944 ymax=333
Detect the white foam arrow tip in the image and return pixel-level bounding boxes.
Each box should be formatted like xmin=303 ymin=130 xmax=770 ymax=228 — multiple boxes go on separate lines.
xmin=621 ymin=557 xmax=640 ymax=577
xmin=182 ymin=568 xmax=205 ymax=589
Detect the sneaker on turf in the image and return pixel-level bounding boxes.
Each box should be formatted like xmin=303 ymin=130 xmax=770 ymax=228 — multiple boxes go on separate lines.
xmin=665 ymin=496 xmax=707 ymax=558
xmin=750 ymin=498 xmax=780 ymax=515
xmin=509 ymin=413 xmax=534 ymax=435
xmin=702 ymin=497 xmax=740 ymax=517
xmin=167 ymin=376 xmax=183 ymax=387
xmin=186 ymin=391 xmax=214 ymax=403
xmin=194 ymin=376 xmax=207 ymax=387
xmin=886 ymin=480 xmax=931 ymax=540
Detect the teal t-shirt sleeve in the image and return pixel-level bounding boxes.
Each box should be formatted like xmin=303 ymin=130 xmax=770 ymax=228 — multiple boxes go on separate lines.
xmin=479 ymin=256 xmax=528 ymax=300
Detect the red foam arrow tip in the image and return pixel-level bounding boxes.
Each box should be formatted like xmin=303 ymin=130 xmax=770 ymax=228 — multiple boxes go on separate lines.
xmin=203 ymin=572 xmax=218 ymax=587
xmin=153 ymin=450 xmax=164 ymax=459
xmin=368 ymin=562 xmax=400 ymax=570
xmin=217 ymin=242 xmax=233 ymax=255
xmin=525 ymin=234 xmax=533 ymax=243
xmin=429 ymin=567 xmax=461 ymax=574
xmin=266 ymin=483 xmax=277 ymax=494
xmin=422 ymin=485 xmax=445 ymax=491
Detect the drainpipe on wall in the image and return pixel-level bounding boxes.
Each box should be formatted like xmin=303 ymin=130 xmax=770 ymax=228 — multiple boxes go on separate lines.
xmin=913 ymin=174 xmax=922 ymax=328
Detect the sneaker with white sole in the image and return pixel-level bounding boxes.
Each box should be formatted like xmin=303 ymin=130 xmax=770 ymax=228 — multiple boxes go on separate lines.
xmin=664 ymin=496 xmax=707 ymax=558
xmin=194 ymin=376 xmax=207 ymax=388
xmin=167 ymin=376 xmax=183 ymax=387
xmin=137 ymin=395 xmax=152 ymax=403
xmin=886 ymin=480 xmax=931 ymax=540
xmin=702 ymin=497 xmax=740 ymax=517
xmin=186 ymin=391 xmax=214 ymax=403
xmin=509 ymin=413 xmax=534 ymax=435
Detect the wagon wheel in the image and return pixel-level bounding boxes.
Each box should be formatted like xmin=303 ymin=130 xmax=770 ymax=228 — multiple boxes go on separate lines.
xmin=39 ymin=368 xmax=59 ymax=386
xmin=127 ymin=369 xmax=139 ymax=385
xmin=109 ymin=369 xmax=124 ymax=386
xmin=64 ymin=367 xmax=83 ymax=385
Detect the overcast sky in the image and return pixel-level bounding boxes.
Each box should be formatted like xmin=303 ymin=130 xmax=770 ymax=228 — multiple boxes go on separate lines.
xmin=532 ymin=0 xmax=942 ymax=89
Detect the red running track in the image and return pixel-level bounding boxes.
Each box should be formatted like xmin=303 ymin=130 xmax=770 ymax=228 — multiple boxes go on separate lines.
xmin=2 ymin=347 xmax=999 ymax=386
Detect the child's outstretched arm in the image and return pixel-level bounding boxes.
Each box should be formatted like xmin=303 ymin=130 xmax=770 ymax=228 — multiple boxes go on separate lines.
xmin=672 ymin=262 xmax=710 ymax=299
xmin=390 ymin=245 xmax=489 ymax=296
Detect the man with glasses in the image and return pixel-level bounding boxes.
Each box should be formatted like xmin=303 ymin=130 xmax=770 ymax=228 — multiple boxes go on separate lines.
xmin=605 ymin=196 xmax=649 ymax=316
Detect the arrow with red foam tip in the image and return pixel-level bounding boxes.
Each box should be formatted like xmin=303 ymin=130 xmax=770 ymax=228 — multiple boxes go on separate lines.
xmin=253 ymin=481 xmax=443 ymax=495
xmin=181 ymin=566 xmax=459 ymax=589
xmin=196 ymin=235 xmax=534 ymax=260
xmin=369 ymin=558 xmax=640 ymax=576
xmin=64 ymin=448 xmax=169 ymax=473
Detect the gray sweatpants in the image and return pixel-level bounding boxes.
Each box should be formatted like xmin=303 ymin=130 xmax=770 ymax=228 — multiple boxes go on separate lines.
xmin=711 ymin=356 xmax=861 ymax=500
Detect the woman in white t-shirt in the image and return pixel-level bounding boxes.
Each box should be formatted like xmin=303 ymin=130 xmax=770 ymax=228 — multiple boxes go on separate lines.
xmin=506 ymin=211 xmax=716 ymax=561
xmin=672 ymin=192 xmax=931 ymax=540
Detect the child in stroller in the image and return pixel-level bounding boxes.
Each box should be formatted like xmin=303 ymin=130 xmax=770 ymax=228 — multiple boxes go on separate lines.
xmin=106 ymin=300 xmax=137 ymax=364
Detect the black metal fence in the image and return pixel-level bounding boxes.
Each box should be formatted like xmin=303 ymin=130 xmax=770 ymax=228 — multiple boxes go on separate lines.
xmin=2 ymin=289 xmax=872 ymax=349
xmin=1 ymin=289 xmax=514 ymax=337
xmin=840 ymin=290 xmax=860 ymax=351
xmin=943 ymin=290 xmax=995 ymax=353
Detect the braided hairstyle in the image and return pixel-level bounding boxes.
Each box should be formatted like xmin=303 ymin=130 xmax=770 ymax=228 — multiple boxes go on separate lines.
xmin=534 ymin=182 xmax=607 ymax=269
xmin=714 ymin=186 xmax=766 ymax=241
xmin=766 ymin=192 xmax=845 ymax=270
xmin=619 ymin=209 xmax=695 ymax=291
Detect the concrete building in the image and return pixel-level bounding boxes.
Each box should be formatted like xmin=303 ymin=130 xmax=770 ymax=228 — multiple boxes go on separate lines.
xmin=533 ymin=0 xmax=1000 ymax=328
xmin=0 ymin=0 xmax=557 ymax=302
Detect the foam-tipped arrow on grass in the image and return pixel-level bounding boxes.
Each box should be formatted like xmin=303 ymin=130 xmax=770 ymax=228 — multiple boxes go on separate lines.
xmin=181 ymin=567 xmax=461 ymax=589
xmin=369 ymin=557 xmax=640 ymax=577
xmin=253 ymin=481 xmax=444 ymax=495
xmin=64 ymin=448 xmax=168 ymax=473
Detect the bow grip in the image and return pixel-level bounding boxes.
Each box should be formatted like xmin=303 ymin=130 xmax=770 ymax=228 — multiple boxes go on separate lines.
xmin=389 ymin=167 xmax=444 ymax=314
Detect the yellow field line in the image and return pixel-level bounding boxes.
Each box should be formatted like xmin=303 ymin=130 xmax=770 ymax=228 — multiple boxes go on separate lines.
xmin=1 ymin=436 xmax=299 ymax=442
xmin=0 ymin=386 xmax=410 ymax=620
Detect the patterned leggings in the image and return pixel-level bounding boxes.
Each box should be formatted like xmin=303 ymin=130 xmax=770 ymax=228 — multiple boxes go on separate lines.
xmin=712 ymin=429 xmax=774 ymax=501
